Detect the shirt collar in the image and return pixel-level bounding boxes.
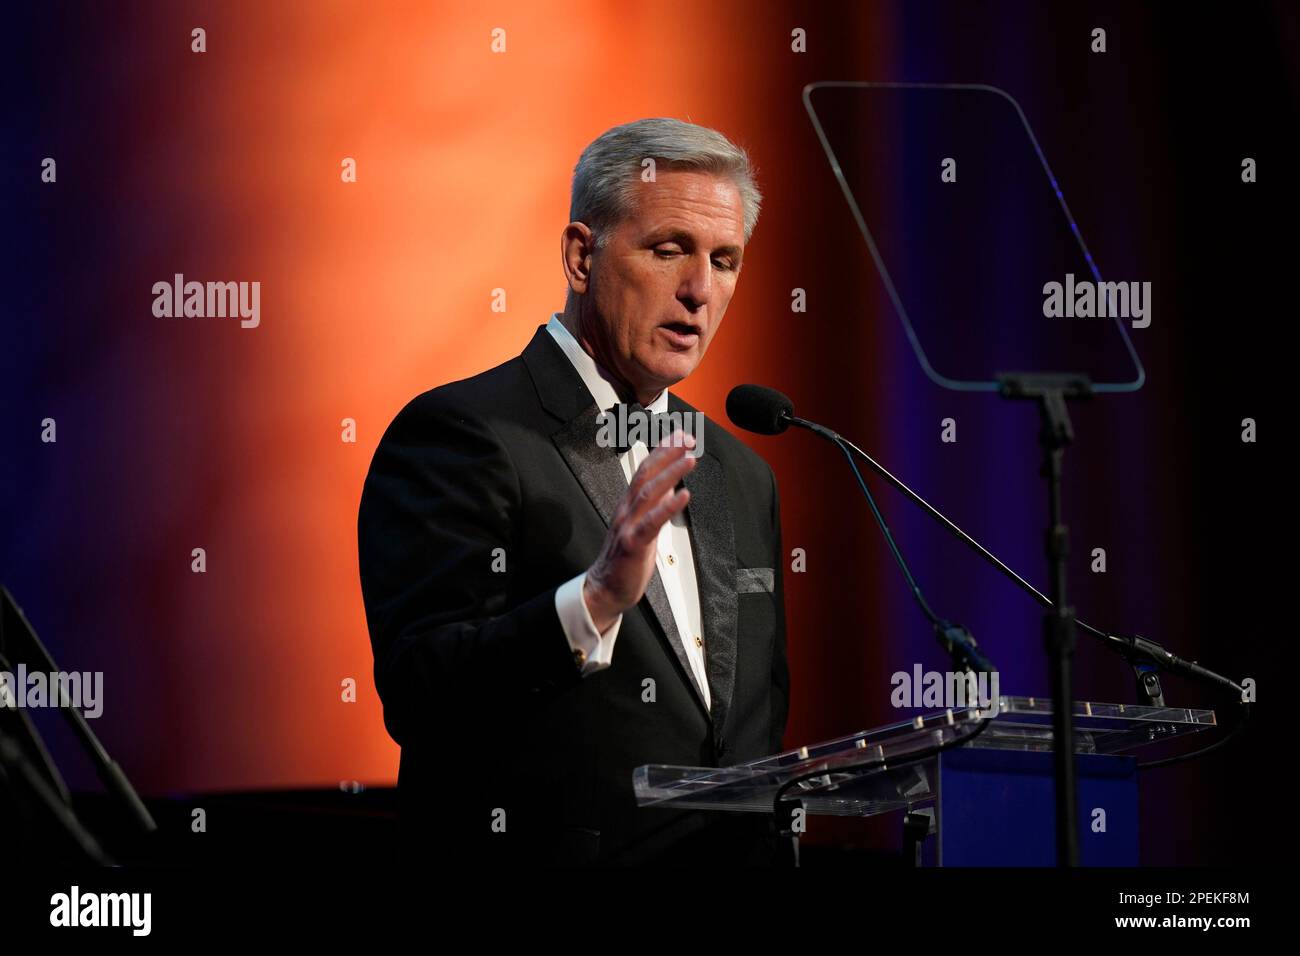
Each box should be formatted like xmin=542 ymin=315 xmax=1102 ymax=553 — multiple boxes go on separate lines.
xmin=546 ymin=313 xmax=669 ymax=414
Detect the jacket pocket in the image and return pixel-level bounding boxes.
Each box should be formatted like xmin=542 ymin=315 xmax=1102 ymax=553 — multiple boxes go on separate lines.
xmin=736 ymin=567 xmax=774 ymax=594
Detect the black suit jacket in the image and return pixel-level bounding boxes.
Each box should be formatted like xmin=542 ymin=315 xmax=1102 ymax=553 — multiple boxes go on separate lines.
xmin=358 ymin=325 xmax=790 ymax=865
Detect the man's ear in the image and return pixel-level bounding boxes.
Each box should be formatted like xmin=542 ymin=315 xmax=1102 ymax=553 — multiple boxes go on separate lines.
xmin=561 ymin=222 xmax=596 ymax=295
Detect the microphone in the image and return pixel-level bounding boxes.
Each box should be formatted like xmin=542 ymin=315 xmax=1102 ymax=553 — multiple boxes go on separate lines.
xmin=725 ymin=384 xmax=795 ymax=436
xmin=727 ymin=384 xmax=845 ymax=447
xmin=728 ymin=385 xmax=995 ymax=677
xmin=725 ymin=384 xmax=1244 ymax=700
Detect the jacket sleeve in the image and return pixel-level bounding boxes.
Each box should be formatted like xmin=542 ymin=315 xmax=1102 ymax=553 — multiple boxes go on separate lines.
xmin=357 ymin=390 xmax=581 ymax=748
xmin=768 ymin=463 xmax=791 ymax=755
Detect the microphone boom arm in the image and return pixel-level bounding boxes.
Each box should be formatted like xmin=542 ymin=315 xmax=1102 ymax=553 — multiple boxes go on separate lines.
xmin=785 ymin=413 xmax=1243 ymax=700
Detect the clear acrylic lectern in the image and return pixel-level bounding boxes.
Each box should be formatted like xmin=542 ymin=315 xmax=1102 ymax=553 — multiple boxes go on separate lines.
xmin=634 ymin=697 xmax=1216 ymax=865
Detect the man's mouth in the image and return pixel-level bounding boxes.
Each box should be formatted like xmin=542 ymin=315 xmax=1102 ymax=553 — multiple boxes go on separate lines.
xmin=658 ymin=322 xmax=701 ymax=348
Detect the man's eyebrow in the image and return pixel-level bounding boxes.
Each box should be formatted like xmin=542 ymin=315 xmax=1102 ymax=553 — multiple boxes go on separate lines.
xmin=647 ymin=229 xmax=743 ymax=258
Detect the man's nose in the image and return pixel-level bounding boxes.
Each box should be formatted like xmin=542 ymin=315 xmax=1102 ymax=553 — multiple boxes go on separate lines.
xmin=677 ymin=254 xmax=713 ymax=311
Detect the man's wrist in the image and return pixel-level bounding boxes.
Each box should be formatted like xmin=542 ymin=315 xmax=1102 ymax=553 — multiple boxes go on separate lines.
xmin=582 ymin=575 xmax=621 ymax=634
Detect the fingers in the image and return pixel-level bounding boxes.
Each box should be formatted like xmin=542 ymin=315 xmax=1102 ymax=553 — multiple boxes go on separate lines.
xmin=587 ymin=431 xmax=698 ymax=619
xmin=626 ymin=449 xmax=695 ymax=528
xmin=636 ymin=487 xmax=691 ymax=540
xmin=627 ymin=431 xmax=696 ymax=499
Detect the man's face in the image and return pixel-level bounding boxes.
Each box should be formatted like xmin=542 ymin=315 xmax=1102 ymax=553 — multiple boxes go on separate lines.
xmin=581 ymin=170 xmax=746 ymax=401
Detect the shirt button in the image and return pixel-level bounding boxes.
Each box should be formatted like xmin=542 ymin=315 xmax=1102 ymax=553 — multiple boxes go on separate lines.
xmin=572 ymin=648 xmax=587 ymax=667
xmin=666 ymin=554 xmax=677 ymax=566
xmin=694 ymin=635 xmax=703 ymax=649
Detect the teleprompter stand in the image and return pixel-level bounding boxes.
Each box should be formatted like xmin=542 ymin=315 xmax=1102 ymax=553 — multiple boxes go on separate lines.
xmin=996 ymin=372 xmax=1092 ymax=867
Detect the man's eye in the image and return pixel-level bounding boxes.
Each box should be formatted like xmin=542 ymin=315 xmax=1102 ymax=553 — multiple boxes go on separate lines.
xmin=712 ymin=258 xmax=737 ymax=271
xmin=653 ymin=247 xmax=682 ymax=258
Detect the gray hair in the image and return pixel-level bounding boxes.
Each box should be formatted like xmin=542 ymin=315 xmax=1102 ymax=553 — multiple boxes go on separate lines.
xmin=569 ymin=118 xmax=762 ymax=248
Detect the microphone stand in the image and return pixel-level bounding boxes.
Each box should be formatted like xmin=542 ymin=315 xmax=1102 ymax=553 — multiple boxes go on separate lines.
xmin=801 ymin=384 xmax=1097 ymax=861
xmin=817 ymin=429 xmax=997 ymax=678
xmin=780 ymin=413 xmax=1243 ymax=699
xmin=778 ymin=378 xmax=1244 ymax=868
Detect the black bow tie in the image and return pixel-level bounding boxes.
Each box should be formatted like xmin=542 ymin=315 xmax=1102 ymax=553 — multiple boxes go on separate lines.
xmin=602 ymin=402 xmax=667 ymax=455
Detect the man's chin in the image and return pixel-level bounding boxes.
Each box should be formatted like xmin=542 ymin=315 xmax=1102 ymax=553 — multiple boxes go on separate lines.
xmin=641 ymin=354 xmax=699 ymax=392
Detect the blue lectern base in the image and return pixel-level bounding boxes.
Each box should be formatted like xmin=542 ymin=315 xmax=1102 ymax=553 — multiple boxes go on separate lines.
xmin=933 ymin=748 xmax=1138 ymax=866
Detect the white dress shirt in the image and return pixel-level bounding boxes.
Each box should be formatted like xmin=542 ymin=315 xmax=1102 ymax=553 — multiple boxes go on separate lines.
xmin=546 ymin=314 xmax=710 ymax=711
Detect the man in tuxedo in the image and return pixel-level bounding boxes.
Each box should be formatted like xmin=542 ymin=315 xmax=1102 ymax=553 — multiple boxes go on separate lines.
xmin=358 ymin=118 xmax=790 ymax=865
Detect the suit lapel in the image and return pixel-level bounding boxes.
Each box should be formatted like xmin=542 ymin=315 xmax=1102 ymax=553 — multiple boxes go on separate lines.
xmin=676 ymin=405 xmax=738 ymax=746
xmin=527 ymin=327 xmax=711 ymax=716
xmin=551 ymin=404 xmax=711 ymax=715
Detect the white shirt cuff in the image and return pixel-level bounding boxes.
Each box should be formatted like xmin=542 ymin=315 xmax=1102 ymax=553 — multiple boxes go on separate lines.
xmin=555 ymin=572 xmax=622 ymax=675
